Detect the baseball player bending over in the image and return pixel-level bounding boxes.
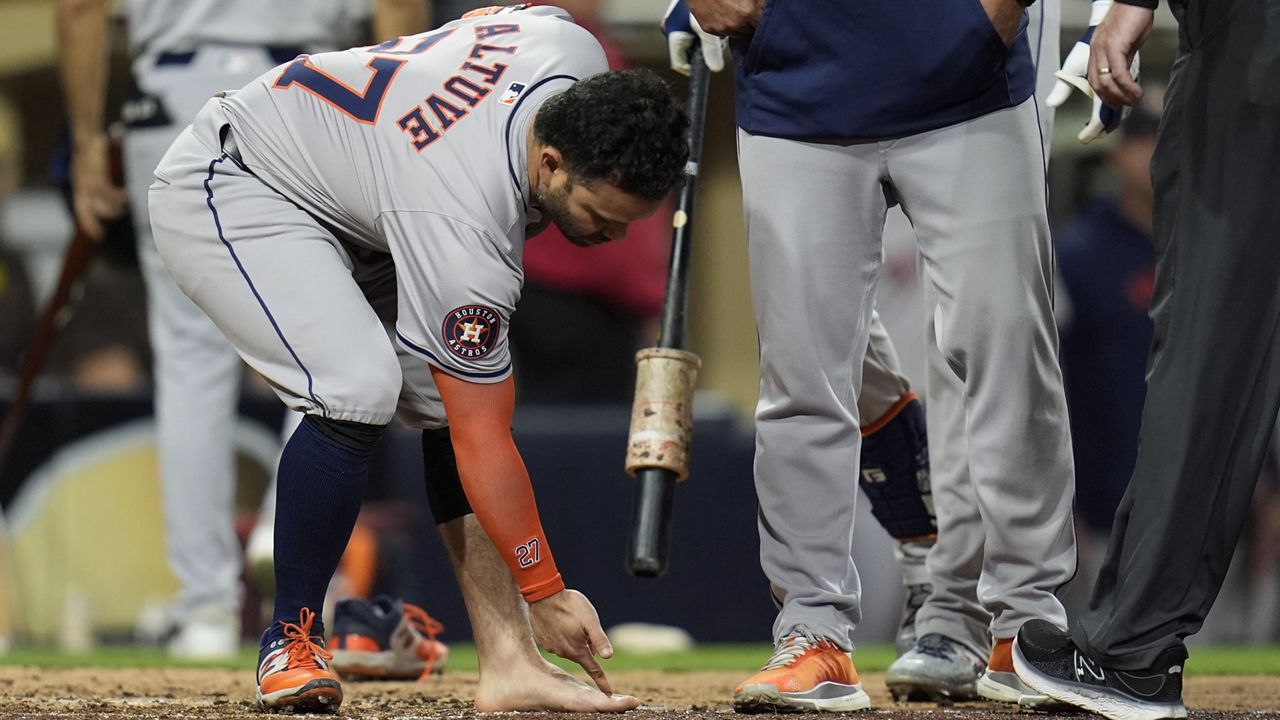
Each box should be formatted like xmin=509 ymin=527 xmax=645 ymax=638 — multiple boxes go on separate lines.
xmin=148 ymin=5 xmax=688 ymax=712
xmin=58 ymin=0 xmax=427 ymax=660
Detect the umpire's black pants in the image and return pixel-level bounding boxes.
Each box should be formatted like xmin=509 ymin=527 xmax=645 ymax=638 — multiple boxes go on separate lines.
xmin=1072 ymin=0 xmax=1280 ymax=669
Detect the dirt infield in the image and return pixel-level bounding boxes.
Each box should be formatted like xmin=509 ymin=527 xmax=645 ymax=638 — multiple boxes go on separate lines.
xmin=0 ymin=668 xmax=1277 ymax=719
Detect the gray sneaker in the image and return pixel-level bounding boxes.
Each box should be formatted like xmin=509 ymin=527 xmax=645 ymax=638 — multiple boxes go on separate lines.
xmin=885 ymin=633 xmax=985 ymax=702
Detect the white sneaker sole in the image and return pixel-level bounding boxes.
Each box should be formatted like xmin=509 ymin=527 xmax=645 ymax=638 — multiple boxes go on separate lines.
xmin=1012 ymin=640 xmax=1187 ymax=720
xmin=976 ymin=671 xmax=1059 ymax=708
xmin=257 ymin=678 xmax=343 ymax=713
xmin=734 ymin=682 xmax=872 ymax=713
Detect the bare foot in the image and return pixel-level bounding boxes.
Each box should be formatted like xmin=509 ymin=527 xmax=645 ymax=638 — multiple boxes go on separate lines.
xmin=475 ymin=659 xmax=640 ymax=712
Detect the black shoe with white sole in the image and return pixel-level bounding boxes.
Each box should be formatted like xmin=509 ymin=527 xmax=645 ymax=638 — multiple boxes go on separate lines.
xmin=1012 ymin=619 xmax=1187 ymax=720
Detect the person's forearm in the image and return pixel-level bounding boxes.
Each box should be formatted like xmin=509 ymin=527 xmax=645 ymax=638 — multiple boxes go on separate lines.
xmin=432 ymin=369 xmax=565 ymax=602
xmin=452 ymin=431 xmax=565 ymax=602
xmin=57 ymin=0 xmax=110 ymax=150
xmin=374 ymin=0 xmax=429 ymax=41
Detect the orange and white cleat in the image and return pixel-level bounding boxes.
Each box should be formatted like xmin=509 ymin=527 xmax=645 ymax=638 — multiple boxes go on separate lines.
xmin=330 ymin=596 xmax=449 ymax=681
xmin=733 ymin=633 xmax=872 ymax=713
xmin=256 ymin=608 xmax=343 ymax=712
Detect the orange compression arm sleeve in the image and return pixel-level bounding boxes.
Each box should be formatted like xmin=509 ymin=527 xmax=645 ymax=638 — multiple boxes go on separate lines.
xmin=431 ymin=367 xmax=564 ymax=602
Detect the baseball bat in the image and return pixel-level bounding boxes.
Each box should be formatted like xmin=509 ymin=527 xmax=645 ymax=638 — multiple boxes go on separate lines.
xmin=625 ymin=49 xmax=711 ymax=578
xmin=0 ymin=134 xmax=123 ymax=474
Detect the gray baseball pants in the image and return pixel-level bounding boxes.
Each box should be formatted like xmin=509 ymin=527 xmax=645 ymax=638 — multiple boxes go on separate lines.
xmin=741 ymin=96 xmax=1075 ymax=649
xmin=124 ymin=46 xmax=307 ymax=620
xmin=858 ymin=0 xmax=1063 ymax=649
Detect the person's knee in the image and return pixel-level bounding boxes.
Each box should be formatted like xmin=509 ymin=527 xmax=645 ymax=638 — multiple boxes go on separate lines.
xmin=937 ymin=295 xmax=1052 ymax=374
xmin=335 ymin=350 xmax=403 ymax=421
xmin=299 ymin=349 xmax=399 ymax=449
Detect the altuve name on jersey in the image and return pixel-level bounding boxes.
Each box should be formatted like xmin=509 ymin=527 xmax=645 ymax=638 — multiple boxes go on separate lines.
xmin=396 ymin=24 xmax=520 ymax=152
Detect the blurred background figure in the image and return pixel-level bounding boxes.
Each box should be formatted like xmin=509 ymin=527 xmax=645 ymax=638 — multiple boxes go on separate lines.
xmin=0 ymin=93 xmax=149 ymax=394
xmin=47 ymin=140 xmax=152 ymax=393
xmin=54 ymin=0 xmax=425 ymax=660
xmin=1054 ymin=92 xmax=1160 ymax=610
xmin=0 ymin=94 xmax=34 ymax=379
xmin=0 ymin=247 xmax=35 ymax=378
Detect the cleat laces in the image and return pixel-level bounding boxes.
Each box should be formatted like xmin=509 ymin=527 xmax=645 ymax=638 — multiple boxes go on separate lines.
xmin=403 ymin=602 xmax=445 ymax=681
xmin=276 ymin=608 xmax=332 ymax=672
xmin=762 ymin=629 xmax=828 ymax=670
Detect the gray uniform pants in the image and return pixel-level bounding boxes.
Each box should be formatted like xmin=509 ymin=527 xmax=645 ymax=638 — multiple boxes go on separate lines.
xmin=857 ymin=0 xmax=1058 ymax=428
xmin=1073 ymin=0 xmax=1280 ymax=669
xmin=125 ymin=46 xmax=303 ymax=618
xmin=742 ymin=97 xmax=1075 ymax=649
xmin=859 ymin=0 xmax=1062 ymax=648
xmin=916 ymin=0 xmax=1063 ymax=650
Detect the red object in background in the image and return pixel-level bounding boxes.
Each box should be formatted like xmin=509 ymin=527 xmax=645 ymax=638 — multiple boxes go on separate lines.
xmin=520 ymin=11 xmax=672 ymax=319
xmin=523 ymin=204 xmax=672 ymax=317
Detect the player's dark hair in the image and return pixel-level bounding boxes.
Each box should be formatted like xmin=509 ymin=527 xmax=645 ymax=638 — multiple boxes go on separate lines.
xmin=534 ymin=69 xmax=689 ymax=201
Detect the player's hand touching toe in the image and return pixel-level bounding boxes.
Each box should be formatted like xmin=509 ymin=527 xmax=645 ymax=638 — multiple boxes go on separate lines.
xmin=529 ymin=589 xmax=617 ymax=694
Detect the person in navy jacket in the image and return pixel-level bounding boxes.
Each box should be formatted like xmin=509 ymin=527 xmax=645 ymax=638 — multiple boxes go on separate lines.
xmin=669 ymin=0 xmax=1077 ymax=712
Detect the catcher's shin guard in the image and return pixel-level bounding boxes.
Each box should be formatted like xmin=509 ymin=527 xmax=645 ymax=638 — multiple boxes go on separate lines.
xmin=859 ymin=394 xmax=935 ymax=540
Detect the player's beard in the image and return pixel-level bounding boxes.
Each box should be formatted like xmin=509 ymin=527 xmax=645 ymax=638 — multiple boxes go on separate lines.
xmin=532 ymin=181 xmax=608 ymax=247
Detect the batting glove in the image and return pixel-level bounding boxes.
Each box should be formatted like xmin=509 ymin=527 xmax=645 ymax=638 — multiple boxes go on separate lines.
xmin=1046 ymin=0 xmax=1140 ymax=144
xmin=661 ymin=0 xmax=726 ymax=75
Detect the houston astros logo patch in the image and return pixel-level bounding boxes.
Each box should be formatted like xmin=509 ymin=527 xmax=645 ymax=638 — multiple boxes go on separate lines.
xmin=443 ymin=305 xmax=501 ymax=359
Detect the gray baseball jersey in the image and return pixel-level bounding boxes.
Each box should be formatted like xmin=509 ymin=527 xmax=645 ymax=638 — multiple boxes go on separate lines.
xmin=211 ymin=5 xmax=606 ymax=384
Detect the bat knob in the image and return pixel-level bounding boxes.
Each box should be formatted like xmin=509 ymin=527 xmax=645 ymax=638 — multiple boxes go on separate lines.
xmin=626 ymin=467 xmax=677 ymax=577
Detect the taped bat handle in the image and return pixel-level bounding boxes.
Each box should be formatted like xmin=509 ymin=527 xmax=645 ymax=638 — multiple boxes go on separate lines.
xmin=625 ymin=466 xmax=677 ymax=577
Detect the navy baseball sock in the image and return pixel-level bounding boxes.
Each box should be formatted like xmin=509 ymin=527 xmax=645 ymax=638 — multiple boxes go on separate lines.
xmin=261 ymin=415 xmax=383 ymax=661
